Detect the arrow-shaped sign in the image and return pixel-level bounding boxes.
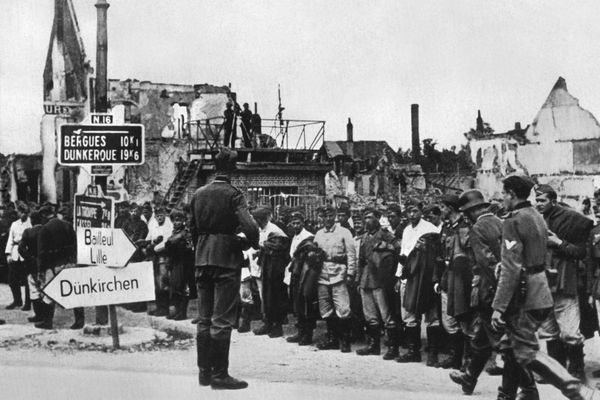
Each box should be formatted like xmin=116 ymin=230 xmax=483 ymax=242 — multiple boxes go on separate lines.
xmin=77 ymin=228 xmax=136 ymax=267
xmin=42 ymin=262 xmax=155 ymax=309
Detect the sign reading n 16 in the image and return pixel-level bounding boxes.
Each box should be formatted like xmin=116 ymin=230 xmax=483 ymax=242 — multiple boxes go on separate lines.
xmin=58 ymin=124 xmax=145 ymax=166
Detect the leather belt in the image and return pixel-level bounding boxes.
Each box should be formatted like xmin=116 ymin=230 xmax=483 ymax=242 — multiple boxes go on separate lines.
xmin=525 ymin=265 xmax=546 ymax=275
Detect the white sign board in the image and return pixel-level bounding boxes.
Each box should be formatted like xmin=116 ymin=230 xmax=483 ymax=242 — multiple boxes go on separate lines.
xmin=42 ymin=262 xmax=155 ymax=309
xmin=77 ymin=228 xmax=136 ymax=267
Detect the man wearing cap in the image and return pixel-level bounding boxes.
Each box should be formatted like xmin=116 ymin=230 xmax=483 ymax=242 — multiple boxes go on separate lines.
xmin=355 ymin=208 xmax=400 ymax=360
xmin=396 ymin=200 xmax=442 ymax=365
xmin=423 ymin=204 xmax=443 ymax=229
xmin=285 ymin=211 xmax=318 ymax=345
xmin=190 ymin=147 xmax=259 ymax=390
xmin=490 ymin=176 xmax=597 ymax=399
xmin=436 ymin=194 xmax=472 ymax=370
xmin=313 ymin=205 xmax=357 ymax=353
xmin=535 ymin=184 xmax=593 ymax=382
xmin=450 ymin=190 xmax=537 ymax=399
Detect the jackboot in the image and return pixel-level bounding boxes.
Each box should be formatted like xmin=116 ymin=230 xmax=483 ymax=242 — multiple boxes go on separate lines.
xmin=70 ymin=307 xmax=85 ymax=329
xmin=210 ymin=338 xmax=248 ymax=390
xmin=426 ymin=326 xmax=442 ymax=368
xmin=527 ymin=350 xmax=598 ymax=400
xmin=516 ymin=365 xmax=539 ymax=400
xmin=499 ymin=351 xmax=521 ymax=400
xmin=486 ymin=352 xmax=505 ymax=376
xmin=439 ymin=332 xmax=464 ymax=370
xmin=356 ymin=324 xmax=381 ymax=356
xmin=237 ymin=305 xmax=251 ymax=333
xmin=150 ymin=292 xmax=170 ymax=317
xmin=27 ymin=299 xmax=44 ymax=323
xmin=339 ymin=318 xmax=352 ymax=353
xmin=35 ymin=302 xmax=55 ymax=330
xmin=197 ymin=333 xmax=212 ymax=386
xmin=317 ymin=319 xmax=340 ymax=350
xmin=268 ymin=324 xmax=283 ymax=338
xmin=396 ymin=326 xmax=422 ymax=363
xmin=286 ymin=325 xmax=302 ymax=343
xmin=449 ymin=348 xmax=492 ymax=395
xmin=497 ymin=387 xmax=516 ymax=400
xmin=547 ymin=339 xmax=567 ymax=367
xmin=462 ymin=339 xmax=473 ymax=372
xmin=21 ymin=285 xmax=31 ymax=311
xmin=95 ymin=305 xmax=109 ymax=325
xmin=6 ymin=284 xmax=22 ymax=309
xmin=299 ymin=328 xmax=313 ymax=346
xmin=567 ymin=344 xmax=586 ymax=384
xmin=382 ymin=327 xmax=400 ymax=360
xmin=253 ymin=320 xmax=271 ymax=336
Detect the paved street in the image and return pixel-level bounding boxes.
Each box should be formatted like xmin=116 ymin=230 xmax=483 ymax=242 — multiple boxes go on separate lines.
xmin=0 ymin=284 xmax=577 ymax=400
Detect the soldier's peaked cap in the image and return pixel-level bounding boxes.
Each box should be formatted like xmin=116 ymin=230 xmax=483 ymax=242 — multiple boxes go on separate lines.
xmin=290 ymin=211 xmax=305 ymax=222
xmin=534 ymin=184 xmax=556 ymax=197
xmin=459 ymin=190 xmax=490 ymax=212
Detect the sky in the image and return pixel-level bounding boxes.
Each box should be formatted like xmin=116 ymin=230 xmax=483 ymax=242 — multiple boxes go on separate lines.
xmin=3 ymin=0 xmax=600 ymax=154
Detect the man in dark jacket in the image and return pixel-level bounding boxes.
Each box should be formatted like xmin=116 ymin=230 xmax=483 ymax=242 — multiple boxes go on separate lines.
xmin=18 ymin=211 xmax=44 ymax=324
xmin=437 ymin=194 xmax=472 ymax=370
xmin=190 ymin=148 xmax=259 ymax=390
xmin=355 ymin=208 xmax=400 ymax=360
xmin=490 ymin=176 xmax=597 ymax=400
xmin=535 ymin=184 xmax=593 ymax=382
xmin=450 ymin=190 xmax=537 ymax=399
xmin=396 ymin=200 xmax=442 ymax=366
xmin=35 ymin=206 xmax=77 ymax=330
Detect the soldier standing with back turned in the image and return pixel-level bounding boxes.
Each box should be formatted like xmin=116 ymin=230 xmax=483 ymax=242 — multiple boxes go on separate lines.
xmin=490 ymin=176 xmax=598 ymax=400
xmin=190 ymin=148 xmax=259 ymax=390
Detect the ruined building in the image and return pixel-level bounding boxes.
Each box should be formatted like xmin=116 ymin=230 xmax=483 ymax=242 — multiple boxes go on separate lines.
xmin=468 ymin=77 xmax=600 ymax=204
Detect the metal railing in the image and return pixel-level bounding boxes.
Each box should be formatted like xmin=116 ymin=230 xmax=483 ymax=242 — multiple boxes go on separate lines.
xmin=184 ymin=118 xmax=325 ymax=152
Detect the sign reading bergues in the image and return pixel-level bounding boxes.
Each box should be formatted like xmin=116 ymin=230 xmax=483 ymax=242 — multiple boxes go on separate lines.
xmin=58 ymin=124 xmax=145 ymax=166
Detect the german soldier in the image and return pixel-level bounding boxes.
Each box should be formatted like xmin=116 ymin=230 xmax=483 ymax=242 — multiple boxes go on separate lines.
xmin=190 ymin=148 xmax=259 ymax=390
xmin=450 ymin=189 xmax=537 ymax=399
xmin=491 ymin=176 xmax=597 ymax=400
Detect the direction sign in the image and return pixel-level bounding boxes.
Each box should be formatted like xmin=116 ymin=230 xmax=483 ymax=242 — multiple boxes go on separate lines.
xmin=42 ymin=262 xmax=155 ymax=309
xmin=58 ymin=124 xmax=145 ymax=166
xmin=77 ymin=228 xmax=136 ymax=267
xmin=44 ymin=101 xmax=85 ymax=115
xmin=90 ymin=165 xmax=114 ymax=176
xmin=75 ymin=194 xmax=114 ymax=229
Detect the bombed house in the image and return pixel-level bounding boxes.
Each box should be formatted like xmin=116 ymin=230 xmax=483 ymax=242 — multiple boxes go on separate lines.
xmin=468 ymin=77 xmax=600 ymax=204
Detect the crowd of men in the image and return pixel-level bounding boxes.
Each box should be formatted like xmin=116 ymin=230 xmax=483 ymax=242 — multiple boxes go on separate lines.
xmin=5 ymin=165 xmax=600 ymax=398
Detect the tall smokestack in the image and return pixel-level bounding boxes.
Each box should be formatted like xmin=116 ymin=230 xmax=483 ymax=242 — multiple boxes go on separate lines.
xmin=346 ymin=117 xmax=354 ymax=158
xmin=346 ymin=118 xmax=353 ymax=142
xmin=95 ymin=0 xmax=109 ymax=113
xmin=411 ymin=104 xmax=420 ymax=157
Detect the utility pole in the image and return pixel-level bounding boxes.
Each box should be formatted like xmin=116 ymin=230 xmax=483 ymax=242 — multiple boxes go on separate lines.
xmin=94 ymin=0 xmax=119 ymax=350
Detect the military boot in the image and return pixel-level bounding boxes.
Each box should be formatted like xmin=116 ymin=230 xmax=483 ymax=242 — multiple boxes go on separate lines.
xmin=567 ymin=344 xmax=587 ymax=383
xmin=339 ymin=318 xmax=352 ymax=353
xmin=449 ymin=348 xmax=492 ymax=395
xmin=70 ymin=307 xmax=85 ymax=329
xmin=299 ymin=328 xmax=313 ymax=346
xmin=396 ymin=326 xmax=422 ymax=363
xmin=439 ymin=332 xmax=464 ymax=369
xmin=426 ymin=326 xmax=442 ymax=368
xmin=210 ymin=338 xmax=248 ymax=390
xmin=356 ymin=324 xmax=381 ymax=356
xmin=27 ymin=299 xmax=44 ymax=323
xmin=237 ymin=305 xmax=251 ymax=333
xmin=382 ymin=327 xmax=400 ymax=360
xmin=317 ymin=319 xmax=340 ymax=350
xmin=197 ymin=333 xmax=212 ymax=386
xmin=34 ymin=302 xmax=55 ymax=330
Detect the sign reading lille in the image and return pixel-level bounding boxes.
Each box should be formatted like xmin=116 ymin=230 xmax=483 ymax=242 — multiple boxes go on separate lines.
xmin=42 ymin=262 xmax=155 ymax=309
xmin=58 ymin=124 xmax=145 ymax=166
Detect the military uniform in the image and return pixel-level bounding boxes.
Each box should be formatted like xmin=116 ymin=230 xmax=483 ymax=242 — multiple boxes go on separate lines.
xmin=493 ymin=198 xmax=595 ymax=400
xmin=190 ymin=172 xmax=259 ymax=389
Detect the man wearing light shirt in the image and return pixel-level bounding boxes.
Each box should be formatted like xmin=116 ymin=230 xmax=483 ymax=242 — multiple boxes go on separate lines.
xmin=146 ymin=206 xmax=174 ymax=316
xmin=5 ymin=202 xmax=31 ymax=310
xmin=396 ymin=201 xmax=442 ymax=365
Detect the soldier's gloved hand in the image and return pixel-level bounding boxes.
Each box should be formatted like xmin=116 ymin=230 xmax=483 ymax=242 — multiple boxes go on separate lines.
xmin=491 ymin=310 xmax=506 ymax=331
xmin=394 ymin=279 xmax=401 ymax=293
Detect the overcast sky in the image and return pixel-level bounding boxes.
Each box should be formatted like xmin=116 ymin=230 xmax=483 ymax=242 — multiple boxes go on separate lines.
xmin=2 ymin=0 xmax=600 ymax=154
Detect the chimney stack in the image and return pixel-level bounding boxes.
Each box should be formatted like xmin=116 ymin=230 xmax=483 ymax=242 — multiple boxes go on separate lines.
xmin=411 ymin=104 xmax=420 ymax=157
xmin=476 ymin=110 xmax=484 ymax=132
xmin=347 ymin=118 xmax=353 ymax=142
xmin=515 ymin=122 xmax=522 ymax=130
xmin=254 ymin=102 xmax=257 ymax=114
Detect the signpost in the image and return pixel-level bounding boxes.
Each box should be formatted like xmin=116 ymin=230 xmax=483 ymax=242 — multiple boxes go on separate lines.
xmin=75 ymin=194 xmax=114 ymax=229
xmin=42 ymin=262 xmax=155 ymax=309
xmin=57 ymin=124 xmax=144 ymax=166
xmin=76 ymin=228 xmax=136 ymax=267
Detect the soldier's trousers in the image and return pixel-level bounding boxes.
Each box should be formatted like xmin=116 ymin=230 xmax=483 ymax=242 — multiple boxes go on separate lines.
xmin=360 ymin=288 xmax=395 ymax=328
xmin=196 ymin=266 xmax=241 ymax=341
xmin=538 ymin=294 xmax=584 ymax=346
xmin=505 ymin=307 xmax=553 ymax=366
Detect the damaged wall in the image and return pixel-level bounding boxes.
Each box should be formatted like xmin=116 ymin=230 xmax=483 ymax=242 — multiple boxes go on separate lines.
xmin=468 ymin=77 xmax=600 ymax=201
